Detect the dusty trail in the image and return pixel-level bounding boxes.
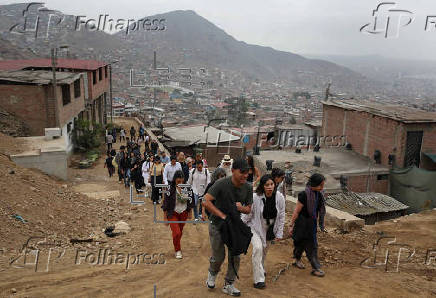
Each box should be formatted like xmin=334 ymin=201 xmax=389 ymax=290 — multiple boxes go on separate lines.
xmin=0 ymin=120 xmax=434 ymax=297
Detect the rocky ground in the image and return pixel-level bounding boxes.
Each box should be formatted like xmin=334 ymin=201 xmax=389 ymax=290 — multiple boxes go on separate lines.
xmin=0 ymin=109 xmax=30 ymax=137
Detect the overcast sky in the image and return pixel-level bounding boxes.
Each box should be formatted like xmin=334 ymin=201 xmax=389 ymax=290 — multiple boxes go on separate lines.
xmin=2 ymin=0 xmax=436 ymax=60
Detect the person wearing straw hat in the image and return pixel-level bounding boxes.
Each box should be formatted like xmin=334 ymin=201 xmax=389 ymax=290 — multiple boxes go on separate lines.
xmin=219 ymin=155 xmax=233 ymax=177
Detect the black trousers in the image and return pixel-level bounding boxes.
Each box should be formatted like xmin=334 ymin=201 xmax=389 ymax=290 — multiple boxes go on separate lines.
xmin=293 ymin=239 xmax=321 ymax=270
xmin=117 ymin=167 xmax=123 ymax=181
xmin=151 ymin=175 xmax=163 ymax=203
xmin=107 ymin=166 xmax=115 ymax=177
xmin=131 ymin=170 xmax=143 ymax=192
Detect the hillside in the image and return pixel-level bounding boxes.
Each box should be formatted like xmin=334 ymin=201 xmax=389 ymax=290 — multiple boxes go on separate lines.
xmin=117 ymin=10 xmax=379 ymax=93
xmin=0 ymin=4 xmax=381 ymax=96
xmin=0 ymin=38 xmax=37 ymax=60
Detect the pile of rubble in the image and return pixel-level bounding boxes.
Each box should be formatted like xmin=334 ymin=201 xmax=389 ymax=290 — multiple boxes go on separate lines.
xmin=0 ymin=133 xmax=119 ymax=250
xmin=0 ymin=108 xmax=30 ymax=137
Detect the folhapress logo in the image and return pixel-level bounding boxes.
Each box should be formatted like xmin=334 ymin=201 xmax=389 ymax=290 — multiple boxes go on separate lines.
xmin=360 ymin=2 xmax=414 ymax=38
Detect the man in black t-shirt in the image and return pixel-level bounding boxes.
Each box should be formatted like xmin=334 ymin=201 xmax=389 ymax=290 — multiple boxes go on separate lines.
xmin=203 ymin=158 xmax=252 ymax=297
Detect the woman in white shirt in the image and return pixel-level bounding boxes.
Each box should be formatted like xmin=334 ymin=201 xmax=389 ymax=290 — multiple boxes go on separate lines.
xmin=242 ymin=174 xmax=286 ymax=289
xmin=142 ymin=155 xmax=153 ymax=198
xmin=120 ymin=128 xmax=126 ymax=142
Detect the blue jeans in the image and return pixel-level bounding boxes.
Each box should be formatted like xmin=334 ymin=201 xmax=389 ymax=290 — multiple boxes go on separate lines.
xmin=123 ymin=168 xmax=130 ymax=186
xmin=192 ymin=193 xmax=203 ymax=219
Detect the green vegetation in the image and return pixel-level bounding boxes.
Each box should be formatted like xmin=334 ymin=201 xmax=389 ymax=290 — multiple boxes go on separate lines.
xmin=72 ymin=119 xmax=104 ymax=152
xmin=105 ymin=122 xmax=122 ymax=132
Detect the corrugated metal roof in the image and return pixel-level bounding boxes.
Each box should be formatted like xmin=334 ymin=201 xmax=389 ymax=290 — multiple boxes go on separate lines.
xmin=0 ymin=59 xmax=107 ymax=71
xmin=164 ymin=125 xmax=240 ymax=144
xmin=325 ymin=192 xmax=409 ymax=216
xmin=164 ymin=140 xmax=199 ymax=147
xmin=323 ymin=100 xmax=436 ymax=123
xmin=0 ymin=70 xmax=82 ymax=85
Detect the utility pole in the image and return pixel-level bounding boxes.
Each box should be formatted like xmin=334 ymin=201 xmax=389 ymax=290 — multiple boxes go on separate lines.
xmin=51 ymin=48 xmax=60 ymax=131
xmin=325 ymin=82 xmax=331 ymax=101
xmin=109 ymin=60 xmax=119 ymax=123
xmin=253 ymin=120 xmax=264 ymax=155
xmin=109 ymin=63 xmax=113 ymax=123
xmin=152 ymin=51 xmax=157 ymax=124
xmin=254 ymin=124 xmax=260 ymax=155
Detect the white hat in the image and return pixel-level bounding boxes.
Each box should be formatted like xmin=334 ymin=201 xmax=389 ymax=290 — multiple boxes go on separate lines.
xmin=221 ymin=154 xmax=233 ymax=164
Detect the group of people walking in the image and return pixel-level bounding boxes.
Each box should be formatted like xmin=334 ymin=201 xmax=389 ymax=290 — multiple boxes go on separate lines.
xmin=104 ymin=125 xmax=327 ymax=296
xmin=159 ymin=155 xmax=327 ymax=296
xmin=201 ymin=158 xmax=327 ymax=296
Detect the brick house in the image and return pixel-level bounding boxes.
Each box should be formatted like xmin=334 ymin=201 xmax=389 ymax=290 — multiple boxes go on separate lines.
xmin=0 ymin=58 xmax=109 ymax=128
xmin=322 ymin=100 xmax=436 ymax=169
xmin=0 ymin=70 xmax=85 ymax=153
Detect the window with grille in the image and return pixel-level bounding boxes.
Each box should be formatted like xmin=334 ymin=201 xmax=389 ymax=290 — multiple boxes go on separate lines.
xmin=62 ymin=85 xmax=71 ymax=106
xmin=74 ymin=79 xmax=81 ymax=98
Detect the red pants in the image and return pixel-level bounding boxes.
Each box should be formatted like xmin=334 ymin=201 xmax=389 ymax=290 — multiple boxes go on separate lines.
xmin=168 ymin=210 xmax=189 ymax=252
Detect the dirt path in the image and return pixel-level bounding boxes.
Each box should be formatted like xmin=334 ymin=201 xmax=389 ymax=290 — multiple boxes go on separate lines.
xmin=0 ymin=120 xmax=435 ymax=297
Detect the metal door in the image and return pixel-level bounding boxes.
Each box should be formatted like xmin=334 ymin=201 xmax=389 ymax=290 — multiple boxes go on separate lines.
xmin=404 ymin=131 xmax=423 ymax=167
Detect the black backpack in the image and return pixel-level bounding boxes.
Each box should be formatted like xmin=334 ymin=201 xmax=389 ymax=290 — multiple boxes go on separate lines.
xmin=191 ymin=168 xmax=208 ymax=180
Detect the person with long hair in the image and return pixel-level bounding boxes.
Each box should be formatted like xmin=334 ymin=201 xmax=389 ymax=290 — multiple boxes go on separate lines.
xmin=246 ymin=155 xmax=260 ymax=187
xmin=242 ymin=174 xmax=286 ymax=289
xmin=162 ymin=170 xmax=194 ymax=259
xmin=149 ymin=155 xmax=164 ymax=204
xmin=289 ymin=173 xmax=327 ymax=277
xmin=271 ymin=168 xmax=286 ymax=196
xmin=187 ymin=160 xmax=210 ymax=221
xmin=119 ymin=151 xmax=130 ymax=188
xmin=142 ymin=154 xmax=153 ymax=198
xmin=178 ymin=152 xmax=190 ymax=183
xmin=131 ymin=158 xmax=143 ymax=194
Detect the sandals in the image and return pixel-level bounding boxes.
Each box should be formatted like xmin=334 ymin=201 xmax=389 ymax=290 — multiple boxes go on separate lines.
xmin=311 ymin=269 xmax=325 ymax=277
xmin=292 ymin=260 xmax=305 ymax=269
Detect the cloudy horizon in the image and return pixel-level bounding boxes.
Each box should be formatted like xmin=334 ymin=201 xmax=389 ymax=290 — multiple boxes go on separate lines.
xmin=2 ymin=0 xmax=436 ymax=61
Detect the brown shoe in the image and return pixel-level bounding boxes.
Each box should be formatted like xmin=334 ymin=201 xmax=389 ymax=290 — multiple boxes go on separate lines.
xmin=292 ymin=260 xmax=305 ymax=269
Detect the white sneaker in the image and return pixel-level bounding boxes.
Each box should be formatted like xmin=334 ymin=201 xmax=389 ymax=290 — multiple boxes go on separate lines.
xmin=175 ymin=251 xmax=182 ymax=259
xmin=206 ymin=272 xmax=216 ymax=289
xmin=222 ymin=283 xmax=241 ymax=296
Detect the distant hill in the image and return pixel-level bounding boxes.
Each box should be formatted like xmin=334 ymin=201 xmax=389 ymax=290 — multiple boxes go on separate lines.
xmin=116 ymin=10 xmax=379 ymax=93
xmin=306 ymin=54 xmax=436 ymax=99
xmin=0 ymin=3 xmax=124 ymax=60
xmin=0 ymin=37 xmax=36 ymax=60
xmin=0 ymin=4 xmax=382 ymax=96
